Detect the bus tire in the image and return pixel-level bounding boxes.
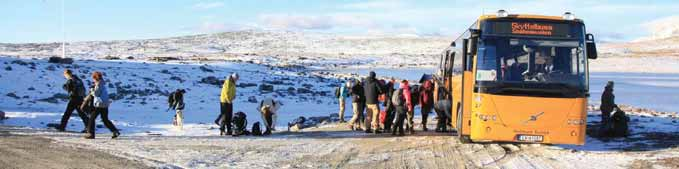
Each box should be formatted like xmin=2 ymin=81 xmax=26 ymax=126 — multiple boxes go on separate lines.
xmin=459 ymin=135 xmax=472 ymax=143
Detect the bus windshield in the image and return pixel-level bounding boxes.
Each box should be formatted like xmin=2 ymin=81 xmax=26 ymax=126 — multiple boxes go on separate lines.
xmin=475 ymin=37 xmax=587 ymax=97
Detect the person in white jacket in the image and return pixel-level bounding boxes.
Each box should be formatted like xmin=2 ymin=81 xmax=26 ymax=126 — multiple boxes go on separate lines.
xmin=259 ymin=97 xmax=281 ymax=135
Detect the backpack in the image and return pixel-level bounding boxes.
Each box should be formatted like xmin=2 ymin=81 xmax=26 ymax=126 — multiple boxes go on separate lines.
xmin=251 ymin=122 xmax=262 ymax=136
xmin=392 ymin=89 xmax=404 ymax=106
xmin=74 ymin=78 xmax=86 ymax=97
xmin=232 ymin=111 xmax=248 ymax=136
xmin=611 ymin=109 xmax=630 ymax=137
xmin=335 ymin=87 xmax=341 ymax=98
xmin=168 ymin=92 xmax=176 ymax=108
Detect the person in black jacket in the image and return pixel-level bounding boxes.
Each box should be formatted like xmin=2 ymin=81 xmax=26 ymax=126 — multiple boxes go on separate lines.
xmin=347 ymin=79 xmax=366 ymax=131
xmin=600 ymin=81 xmax=616 ymax=125
xmin=57 ymin=69 xmax=89 ymax=132
xmin=363 ymin=71 xmax=384 ymax=133
xmin=169 ymin=89 xmax=186 ymax=129
xmin=382 ymin=78 xmax=396 ymax=133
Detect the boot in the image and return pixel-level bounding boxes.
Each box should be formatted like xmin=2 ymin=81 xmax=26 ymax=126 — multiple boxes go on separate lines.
xmin=220 ymin=130 xmax=226 ymax=136
xmin=111 ymin=131 xmax=120 ymax=139
xmin=263 ymin=129 xmax=272 ymax=135
xmin=83 ymin=133 xmax=94 ymax=139
xmin=422 ymin=125 xmax=428 ymax=132
xmin=365 ymin=128 xmax=373 ymax=133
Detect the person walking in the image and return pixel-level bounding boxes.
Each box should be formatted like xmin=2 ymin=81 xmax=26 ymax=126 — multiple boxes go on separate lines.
xmin=363 ymin=71 xmax=384 ymax=133
xmin=391 ymin=80 xmax=411 ymax=136
xmin=83 ymin=71 xmax=119 ymax=139
xmin=218 ymin=73 xmax=239 ymax=136
xmin=336 ymin=81 xmax=350 ymax=122
xmin=347 ymin=79 xmax=366 ymax=131
xmin=600 ymin=81 xmax=617 ymax=125
xmin=57 ymin=69 xmax=89 ymax=133
xmin=168 ymin=89 xmax=186 ymax=129
xmin=419 ymin=80 xmax=435 ymax=131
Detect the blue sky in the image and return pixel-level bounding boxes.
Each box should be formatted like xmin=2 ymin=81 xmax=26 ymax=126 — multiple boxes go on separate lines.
xmin=1 ymin=0 xmax=678 ymax=43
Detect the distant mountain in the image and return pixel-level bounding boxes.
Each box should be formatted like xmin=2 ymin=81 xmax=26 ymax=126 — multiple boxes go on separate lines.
xmin=600 ymin=16 xmax=679 ymax=58
xmin=0 ymin=30 xmax=450 ymax=60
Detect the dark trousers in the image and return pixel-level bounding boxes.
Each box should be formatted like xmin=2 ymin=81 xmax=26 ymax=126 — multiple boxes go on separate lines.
xmin=218 ymin=102 xmax=233 ymax=133
xmin=383 ymin=105 xmax=395 ymax=132
xmin=421 ymin=105 xmax=432 ymax=127
xmin=262 ymin=108 xmax=273 ymax=133
xmin=59 ymin=97 xmax=89 ymax=130
xmin=392 ymin=106 xmax=407 ymax=135
xmin=87 ymin=107 xmax=118 ymax=137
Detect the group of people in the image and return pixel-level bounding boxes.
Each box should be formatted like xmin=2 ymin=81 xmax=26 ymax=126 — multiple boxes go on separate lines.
xmin=58 ymin=69 xmax=119 ymax=139
xmin=336 ymin=71 xmax=450 ymax=136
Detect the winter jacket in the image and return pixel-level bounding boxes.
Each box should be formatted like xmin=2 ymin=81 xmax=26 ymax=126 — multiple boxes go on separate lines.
xmin=63 ymin=76 xmax=85 ymax=99
xmin=400 ymin=81 xmax=413 ymax=112
xmin=410 ymin=85 xmax=420 ymax=106
xmin=383 ymin=81 xmax=395 ymax=107
xmin=339 ymin=85 xmax=350 ymax=98
xmin=420 ymin=80 xmax=434 ymax=107
xmin=259 ymin=98 xmax=280 ymax=114
xmin=351 ymin=83 xmax=365 ymax=103
xmin=363 ymin=72 xmax=383 ymax=105
xmin=92 ymin=81 xmax=110 ymax=108
xmin=220 ymin=78 xmax=237 ymax=103
xmin=170 ymin=92 xmax=185 ymax=110
xmin=600 ymin=86 xmax=615 ymax=112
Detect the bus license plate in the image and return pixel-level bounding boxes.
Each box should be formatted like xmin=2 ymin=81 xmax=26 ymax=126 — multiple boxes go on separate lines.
xmin=517 ymin=135 xmax=543 ymax=142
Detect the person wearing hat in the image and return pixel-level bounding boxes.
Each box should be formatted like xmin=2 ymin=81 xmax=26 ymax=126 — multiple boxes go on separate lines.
xmin=217 ymin=73 xmax=239 ymax=136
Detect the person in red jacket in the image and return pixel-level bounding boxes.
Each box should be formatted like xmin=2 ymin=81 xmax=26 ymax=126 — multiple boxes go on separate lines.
xmin=401 ymin=80 xmax=415 ymax=134
xmin=419 ymin=80 xmax=434 ymax=131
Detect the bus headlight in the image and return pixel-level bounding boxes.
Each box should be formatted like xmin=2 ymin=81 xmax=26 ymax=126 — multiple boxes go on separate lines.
xmin=563 ymin=12 xmax=575 ymax=20
xmin=497 ymin=10 xmax=509 ymax=17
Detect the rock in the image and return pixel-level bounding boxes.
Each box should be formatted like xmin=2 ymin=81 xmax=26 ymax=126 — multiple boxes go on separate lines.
xmin=160 ymin=69 xmax=171 ymax=74
xmin=170 ymin=76 xmax=184 ymax=83
xmin=46 ymin=123 xmax=60 ymax=128
xmin=149 ymin=57 xmax=179 ymax=62
xmin=37 ymin=93 xmax=69 ymax=103
xmin=199 ymin=76 xmax=224 ymax=86
xmin=0 ymin=110 xmax=5 ymax=120
xmin=102 ymin=55 xmax=121 ymax=60
xmin=126 ymin=56 xmax=135 ymax=60
xmin=247 ymin=96 xmax=258 ymax=103
xmin=27 ymin=87 xmax=35 ymax=91
xmin=11 ymin=60 xmax=29 ymax=66
xmin=48 ymin=57 xmax=74 ymax=64
xmin=237 ymin=83 xmax=257 ymax=88
xmin=302 ymin=84 xmax=314 ymax=89
xmin=259 ymin=84 xmax=274 ymax=93
xmin=46 ymin=65 xmax=56 ymax=71
xmin=297 ymin=88 xmax=313 ymax=94
xmin=199 ymin=66 xmax=214 ymax=73
xmin=4 ymin=66 xmax=12 ymax=71
xmin=6 ymin=93 xmax=20 ymax=99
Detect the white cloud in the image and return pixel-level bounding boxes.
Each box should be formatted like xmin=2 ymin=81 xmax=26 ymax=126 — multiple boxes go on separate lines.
xmin=192 ymin=2 xmax=224 ymax=9
xmin=258 ymin=14 xmax=377 ymax=30
xmin=341 ymin=0 xmax=407 ymax=10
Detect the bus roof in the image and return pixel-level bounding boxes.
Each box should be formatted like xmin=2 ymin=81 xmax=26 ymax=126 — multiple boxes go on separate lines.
xmin=477 ymin=14 xmax=583 ymax=23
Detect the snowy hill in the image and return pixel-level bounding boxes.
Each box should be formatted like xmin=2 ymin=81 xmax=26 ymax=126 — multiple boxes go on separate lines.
xmin=0 ymin=30 xmax=449 ymax=69
xmin=600 ymin=16 xmax=679 ymax=58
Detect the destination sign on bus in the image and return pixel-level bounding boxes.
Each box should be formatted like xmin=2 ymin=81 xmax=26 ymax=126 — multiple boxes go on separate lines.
xmin=486 ymin=21 xmax=571 ymax=38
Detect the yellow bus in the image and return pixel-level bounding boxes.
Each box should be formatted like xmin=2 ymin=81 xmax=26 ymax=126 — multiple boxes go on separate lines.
xmin=436 ymin=10 xmax=598 ymax=145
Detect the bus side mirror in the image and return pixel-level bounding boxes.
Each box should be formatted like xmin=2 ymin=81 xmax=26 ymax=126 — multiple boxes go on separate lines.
xmin=586 ymin=34 xmax=597 ymax=59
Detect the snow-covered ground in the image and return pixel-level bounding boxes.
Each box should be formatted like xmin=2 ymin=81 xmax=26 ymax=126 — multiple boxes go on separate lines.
xmin=1 ymin=30 xmax=679 ymax=168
